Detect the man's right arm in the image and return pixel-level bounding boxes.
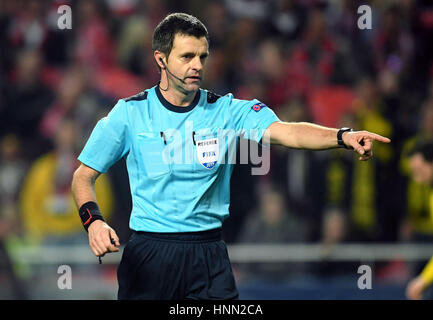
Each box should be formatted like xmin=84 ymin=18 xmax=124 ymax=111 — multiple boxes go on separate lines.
xmin=72 ymin=164 xmax=120 ymax=257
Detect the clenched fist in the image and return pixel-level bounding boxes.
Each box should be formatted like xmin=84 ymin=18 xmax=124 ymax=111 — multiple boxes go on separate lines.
xmin=88 ymin=220 xmax=120 ymax=257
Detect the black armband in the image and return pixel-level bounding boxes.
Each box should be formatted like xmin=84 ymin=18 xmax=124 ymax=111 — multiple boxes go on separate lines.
xmin=79 ymin=201 xmax=105 ymax=232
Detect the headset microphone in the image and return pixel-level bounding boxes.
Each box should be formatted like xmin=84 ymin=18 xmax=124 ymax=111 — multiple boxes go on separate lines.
xmin=159 ymin=58 xmax=185 ymax=84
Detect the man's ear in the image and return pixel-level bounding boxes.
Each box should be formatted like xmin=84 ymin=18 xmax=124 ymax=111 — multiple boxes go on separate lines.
xmin=154 ymin=51 xmax=166 ymax=70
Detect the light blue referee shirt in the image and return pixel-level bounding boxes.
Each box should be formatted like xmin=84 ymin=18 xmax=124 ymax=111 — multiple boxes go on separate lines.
xmin=78 ymin=84 xmax=280 ymax=232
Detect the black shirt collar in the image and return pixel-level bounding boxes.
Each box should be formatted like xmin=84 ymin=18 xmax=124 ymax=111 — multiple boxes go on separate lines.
xmin=155 ymin=83 xmax=201 ymax=113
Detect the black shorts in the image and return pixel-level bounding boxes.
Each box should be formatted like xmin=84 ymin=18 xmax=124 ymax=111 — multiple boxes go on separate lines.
xmin=117 ymin=228 xmax=239 ymax=300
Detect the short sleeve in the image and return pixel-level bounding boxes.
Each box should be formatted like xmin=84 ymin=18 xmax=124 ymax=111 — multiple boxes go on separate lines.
xmin=228 ymin=97 xmax=280 ymax=144
xmin=78 ymin=99 xmax=130 ymax=173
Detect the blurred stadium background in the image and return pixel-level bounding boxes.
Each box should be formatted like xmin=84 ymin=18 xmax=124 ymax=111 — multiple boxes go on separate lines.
xmin=1 ymin=0 xmax=433 ymax=299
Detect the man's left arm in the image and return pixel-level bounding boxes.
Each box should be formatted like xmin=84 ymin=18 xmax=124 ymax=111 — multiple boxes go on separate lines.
xmin=263 ymin=121 xmax=391 ymax=161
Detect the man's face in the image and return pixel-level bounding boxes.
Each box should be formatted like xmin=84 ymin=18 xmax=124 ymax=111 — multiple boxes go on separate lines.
xmin=409 ymin=153 xmax=433 ymax=185
xmin=164 ymin=34 xmax=209 ymax=93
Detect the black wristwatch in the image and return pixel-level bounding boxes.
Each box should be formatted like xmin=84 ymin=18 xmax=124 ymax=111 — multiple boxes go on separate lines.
xmin=337 ymin=127 xmax=353 ymax=149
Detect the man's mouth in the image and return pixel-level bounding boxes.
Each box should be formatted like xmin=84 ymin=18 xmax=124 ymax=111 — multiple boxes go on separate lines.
xmin=186 ymin=76 xmax=201 ymax=80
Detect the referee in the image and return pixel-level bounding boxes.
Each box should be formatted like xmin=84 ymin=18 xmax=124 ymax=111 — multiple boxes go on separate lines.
xmin=71 ymin=13 xmax=391 ymax=300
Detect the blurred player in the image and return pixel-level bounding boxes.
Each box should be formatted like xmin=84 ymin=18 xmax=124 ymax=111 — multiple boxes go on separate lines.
xmin=71 ymin=13 xmax=391 ymax=299
xmin=405 ymin=141 xmax=433 ymax=300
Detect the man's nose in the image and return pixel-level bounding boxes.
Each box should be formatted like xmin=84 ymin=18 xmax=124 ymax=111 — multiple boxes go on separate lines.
xmin=191 ymin=56 xmax=203 ymax=72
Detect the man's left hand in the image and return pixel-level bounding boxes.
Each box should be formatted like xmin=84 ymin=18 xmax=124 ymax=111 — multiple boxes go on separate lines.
xmin=342 ymin=130 xmax=391 ymax=161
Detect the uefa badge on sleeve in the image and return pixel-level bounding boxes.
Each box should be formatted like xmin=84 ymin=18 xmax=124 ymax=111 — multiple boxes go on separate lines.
xmin=196 ymin=137 xmax=219 ymax=169
xmin=252 ymin=102 xmax=267 ymax=112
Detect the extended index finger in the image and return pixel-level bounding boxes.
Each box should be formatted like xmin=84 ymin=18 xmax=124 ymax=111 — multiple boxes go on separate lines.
xmin=364 ymin=132 xmax=391 ymax=143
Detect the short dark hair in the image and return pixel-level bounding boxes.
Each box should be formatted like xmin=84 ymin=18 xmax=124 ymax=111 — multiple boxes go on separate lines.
xmin=409 ymin=140 xmax=433 ymax=163
xmin=152 ymin=13 xmax=209 ymax=61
